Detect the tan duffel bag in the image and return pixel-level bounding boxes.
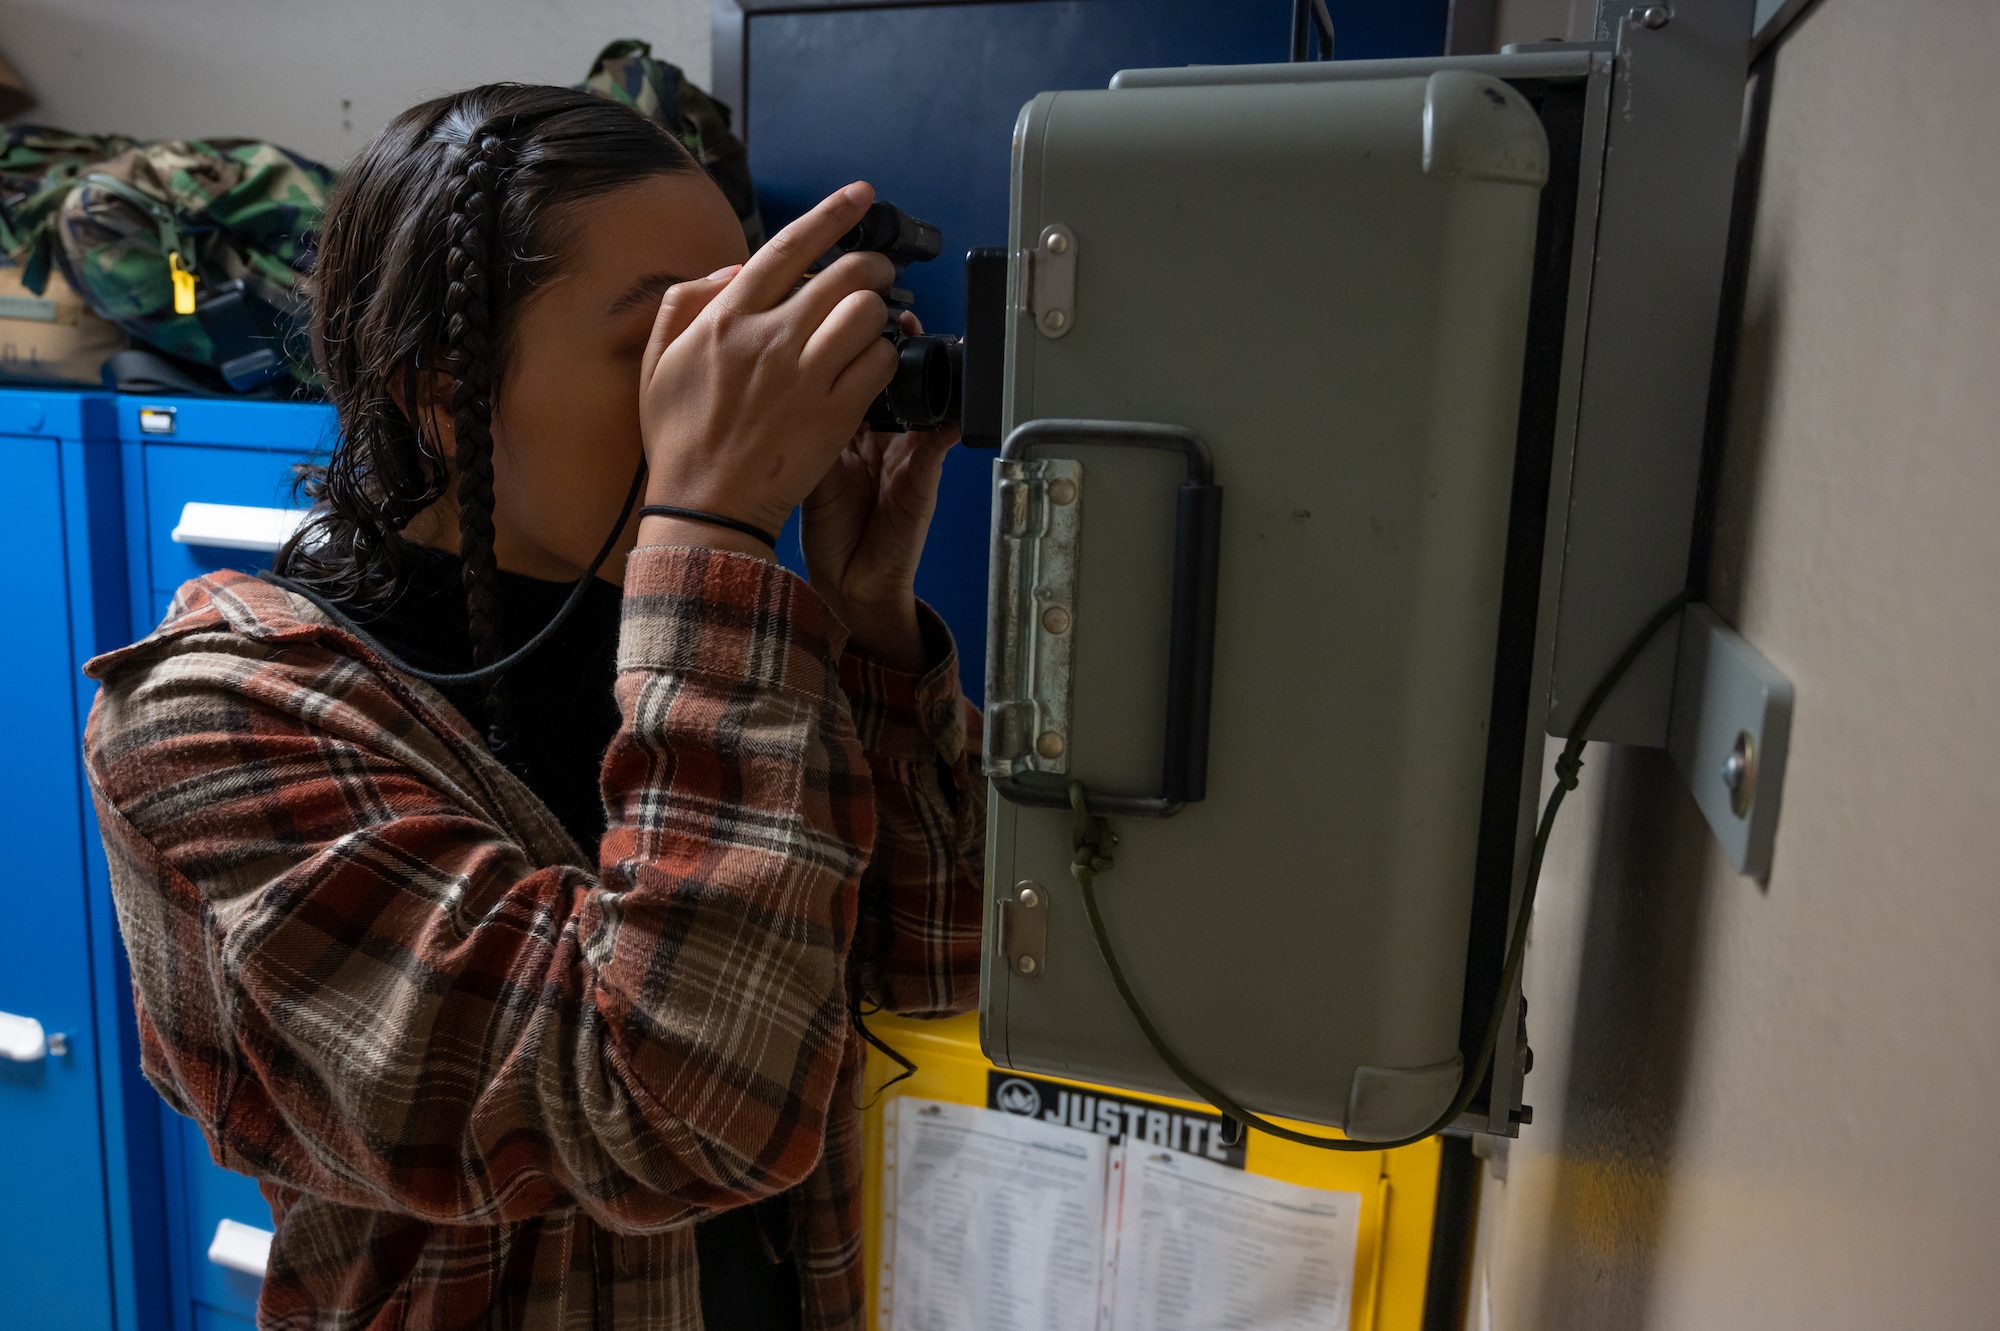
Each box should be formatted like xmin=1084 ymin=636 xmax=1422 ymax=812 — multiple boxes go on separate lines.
xmin=0 ymin=260 xmax=125 ymax=386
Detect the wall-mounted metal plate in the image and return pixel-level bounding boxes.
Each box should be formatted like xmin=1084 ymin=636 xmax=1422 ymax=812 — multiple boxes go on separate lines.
xmin=1667 ymin=603 xmax=1794 ymax=880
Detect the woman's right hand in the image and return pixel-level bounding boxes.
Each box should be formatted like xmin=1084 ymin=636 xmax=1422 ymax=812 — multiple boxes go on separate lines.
xmin=638 ymin=182 xmax=899 ymax=554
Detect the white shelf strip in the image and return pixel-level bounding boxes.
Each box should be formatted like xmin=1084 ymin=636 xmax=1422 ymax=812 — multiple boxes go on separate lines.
xmin=170 ymin=502 xmax=310 ymax=554
xmin=207 ymin=1218 xmax=273 ymax=1278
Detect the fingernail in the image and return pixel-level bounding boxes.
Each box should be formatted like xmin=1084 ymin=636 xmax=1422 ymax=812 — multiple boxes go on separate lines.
xmin=842 ymin=182 xmax=873 ymax=206
xmin=706 ymin=264 xmax=741 ymax=280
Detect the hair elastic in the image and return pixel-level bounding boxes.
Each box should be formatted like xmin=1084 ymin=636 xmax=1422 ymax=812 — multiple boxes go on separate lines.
xmin=638 ymin=504 xmax=781 ymax=551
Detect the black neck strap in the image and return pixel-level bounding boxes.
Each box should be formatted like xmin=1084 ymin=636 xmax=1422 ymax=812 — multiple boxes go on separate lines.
xmin=260 ymin=459 xmax=647 ymax=689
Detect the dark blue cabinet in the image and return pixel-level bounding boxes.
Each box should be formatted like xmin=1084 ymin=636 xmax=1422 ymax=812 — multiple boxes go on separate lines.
xmin=0 ymin=389 xmax=165 ymax=1331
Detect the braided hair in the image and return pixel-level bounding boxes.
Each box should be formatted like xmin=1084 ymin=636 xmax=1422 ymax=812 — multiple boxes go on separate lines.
xmin=439 ymin=129 xmax=515 ymax=746
xmin=278 ymin=85 xmax=695 ymax=757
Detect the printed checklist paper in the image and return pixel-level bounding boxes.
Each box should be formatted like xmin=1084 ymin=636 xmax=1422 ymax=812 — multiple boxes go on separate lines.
xmin=880 ymin=1097 xmax=1362 ymax=1331
xmin=1101 ymin=1141 xmax=1361 ymax=1331
xmin=881 ymin=1098 xmax=1108 ymax=1331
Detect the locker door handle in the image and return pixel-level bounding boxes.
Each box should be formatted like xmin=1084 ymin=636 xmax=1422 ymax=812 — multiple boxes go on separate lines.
xmin=170 ymin=501 xmax=310 ymax=553
xmin=0 ymin=1010 xmax=48 ymax=1062
xmin=208 ymin=1218 xmax=273 ymax=1277
xmin=985 ymin=419 xmax=1222 ymax=817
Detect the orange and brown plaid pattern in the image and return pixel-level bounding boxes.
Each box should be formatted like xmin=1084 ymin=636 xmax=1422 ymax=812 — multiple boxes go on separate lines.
xmin=82 ymin=546 xmax=984 ymax=1330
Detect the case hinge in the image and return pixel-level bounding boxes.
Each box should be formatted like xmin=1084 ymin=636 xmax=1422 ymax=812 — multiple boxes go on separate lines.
xmin=997 ymin=880 xmax=1050 ymax=978
xmin=1020 ymin=223 xmax=1078 ymax=338
xmin=983 ymin=457 xmax=1082 ymax=778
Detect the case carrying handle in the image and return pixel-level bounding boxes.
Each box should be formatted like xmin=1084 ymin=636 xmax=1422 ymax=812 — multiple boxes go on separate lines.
xmin=993 ymin=418 xmax=1222 ymax=816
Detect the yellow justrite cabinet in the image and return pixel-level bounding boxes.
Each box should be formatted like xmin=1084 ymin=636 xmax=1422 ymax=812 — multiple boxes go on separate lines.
xmin=859 ymin=1013 xmax=1443 ymax=1331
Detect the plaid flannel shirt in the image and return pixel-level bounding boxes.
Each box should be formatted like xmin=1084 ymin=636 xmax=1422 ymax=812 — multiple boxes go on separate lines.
xmin=82 ymin=546 xmax=986 ymax=1330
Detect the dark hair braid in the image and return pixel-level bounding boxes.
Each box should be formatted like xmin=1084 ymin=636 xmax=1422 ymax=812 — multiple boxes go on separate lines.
xmin=440 ymin=130 xmax=514 ymax=753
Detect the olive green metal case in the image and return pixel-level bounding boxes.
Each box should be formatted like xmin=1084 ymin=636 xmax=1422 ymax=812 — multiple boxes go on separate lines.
xmin=978 ymin=70 xmax=1551 ymax=1141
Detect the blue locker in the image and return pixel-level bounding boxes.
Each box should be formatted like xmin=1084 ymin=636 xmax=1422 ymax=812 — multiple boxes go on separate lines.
xmin=0 ymin=388 xmax=167 ymax=1331
xmin=113 ymin=395 xmax=335 ymax=1331
xmin=740 ymin=0 xmax=1450 ymax=699
xmin=115 ymin=398 xmax=337 ymax=636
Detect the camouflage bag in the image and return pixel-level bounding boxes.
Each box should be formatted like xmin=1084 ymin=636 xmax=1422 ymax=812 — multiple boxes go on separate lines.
xmin=47 ymin=139 xmax=335 ymax=391
xmin=578 ymin=39 xmax=766 ymax=250
xmin=0 ymin=127 xmax=139 ymax=291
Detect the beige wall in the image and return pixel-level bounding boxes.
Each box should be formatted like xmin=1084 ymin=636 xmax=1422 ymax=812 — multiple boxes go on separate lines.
xmin=1474 ymin=1 xmax=2000 ymax=1326
xmin=0 ymin=0 xmax=709 ymax=166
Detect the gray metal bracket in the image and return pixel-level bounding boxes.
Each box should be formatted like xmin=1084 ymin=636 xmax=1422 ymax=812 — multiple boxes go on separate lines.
xmin=1540 ymin=0 xmax=1760 ymax=746
xmin=1667 ymin=603 xmax=1793 ymax=879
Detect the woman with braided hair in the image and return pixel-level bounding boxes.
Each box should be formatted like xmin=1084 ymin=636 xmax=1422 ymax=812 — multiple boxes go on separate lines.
xmin=82 ymin=83 xmax=981 ymax=1330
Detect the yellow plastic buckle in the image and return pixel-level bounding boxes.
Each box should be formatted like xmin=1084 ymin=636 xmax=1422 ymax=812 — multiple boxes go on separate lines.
xmin=169 ymin=252 xmax=197 ymax=316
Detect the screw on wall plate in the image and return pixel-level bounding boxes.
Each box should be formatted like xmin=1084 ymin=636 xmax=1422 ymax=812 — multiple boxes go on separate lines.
xmin=1041 ymin=605 xmax=1072 ymax=635
xmin=1046 ymin=230 xmax=1070 ymax=255
xmin=46 ymin=1032 xmax=69 ymax=1057
xmin=1042 ymin=308 xmax=1068 ymax=332
xmin=1638 ymin=4 xmax=1672 ymax=29
xmin=1047 ymin=477 xmax=1078 ymax=506
xmin=1018 ymin=886 xmax=1041 ymax=909
xmin=1016 ymin=955 xmax=1039 ymax=976
xmin=1668 ymin=605 xmax=1794 ymax=878
xmin=1036 ymin=730 xmax=1066 ymax=760
xmin=1721 ymin=730 xmax=1756 ymax=819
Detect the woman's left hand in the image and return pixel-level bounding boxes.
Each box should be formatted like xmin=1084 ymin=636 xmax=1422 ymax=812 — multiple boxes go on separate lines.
xmin=802 ymin=315 xmax=958 ymax=671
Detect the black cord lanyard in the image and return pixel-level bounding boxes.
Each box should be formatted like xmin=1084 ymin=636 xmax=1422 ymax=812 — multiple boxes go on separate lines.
xmin=260 ymin=460 xmax=647 ymax=688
